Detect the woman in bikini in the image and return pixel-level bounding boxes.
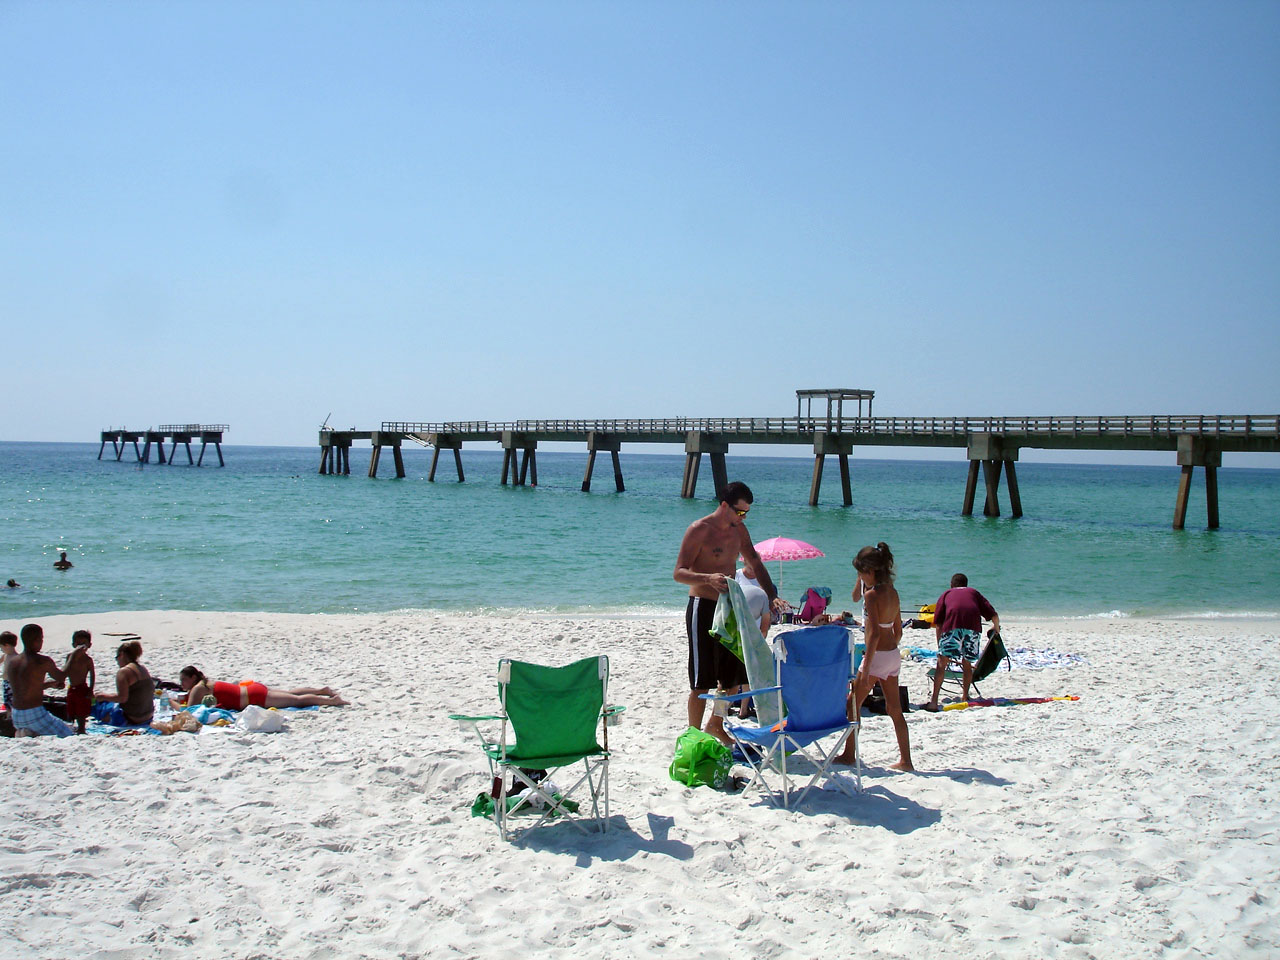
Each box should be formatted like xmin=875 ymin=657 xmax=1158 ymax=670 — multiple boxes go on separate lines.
xmin=173 ymin=666 xmax=348 ymax=710
xmin=836 ymin=542 xmax=913 ymax=771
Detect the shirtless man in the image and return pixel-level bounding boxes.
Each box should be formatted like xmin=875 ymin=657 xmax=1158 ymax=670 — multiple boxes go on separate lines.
xmin=673 ymin=481 xmax=780 ymax=744
xmin=5 ymin=623 xmax=75 ymax=738
xmin=53 ymin=552 xmax=73 ymax=570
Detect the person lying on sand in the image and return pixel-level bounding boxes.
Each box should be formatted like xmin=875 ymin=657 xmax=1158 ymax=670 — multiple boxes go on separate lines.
xmin=174 ymin=666 xmax=348 ymax=710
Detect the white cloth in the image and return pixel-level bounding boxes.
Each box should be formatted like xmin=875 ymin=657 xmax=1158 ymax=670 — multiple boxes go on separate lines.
xmin=734 ymin=570 xmax=768 ymax=628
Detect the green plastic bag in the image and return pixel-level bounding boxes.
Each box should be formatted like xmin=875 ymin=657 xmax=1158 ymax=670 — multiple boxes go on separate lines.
xmin=669 ymin=726 xmax=733 ymax=789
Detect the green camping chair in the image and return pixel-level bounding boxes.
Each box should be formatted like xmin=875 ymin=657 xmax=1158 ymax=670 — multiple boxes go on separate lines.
xmin=927 ymin=630 xmax=1011 ymax=701
xmin=452 ymin=656 xmax=623 ymax=841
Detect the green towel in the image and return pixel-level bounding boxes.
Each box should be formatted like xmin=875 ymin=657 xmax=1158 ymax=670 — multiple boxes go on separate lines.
xmin=711 ymin=579 xmax=782 ymax=730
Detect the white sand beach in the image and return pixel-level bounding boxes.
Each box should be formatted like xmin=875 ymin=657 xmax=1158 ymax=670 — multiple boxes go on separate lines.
xmin=2 ymin=610 xmax=1276 ymax=959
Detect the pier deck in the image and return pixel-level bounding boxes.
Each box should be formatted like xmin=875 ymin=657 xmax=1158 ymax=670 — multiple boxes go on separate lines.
xmin=99 ymin=424 xmax=229 ymax=466
xmin=319 ymin=411 xmax=1279 ymax=530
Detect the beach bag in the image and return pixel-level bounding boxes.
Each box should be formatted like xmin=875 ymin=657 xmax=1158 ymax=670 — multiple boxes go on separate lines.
xmin=864 ymin=683 xmax=911 ymax=715
xmin=973 ymin=630 xmax=1012 ymax=683
xmin=236 ymin=705 xmax=284 ymax=733
xmin=669 ymin=726 xmax=732 ymax=789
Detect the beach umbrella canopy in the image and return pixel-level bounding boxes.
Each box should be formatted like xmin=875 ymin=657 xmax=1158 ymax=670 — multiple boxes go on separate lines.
xmin=752 ymin=537 xmax=824 ymax=596
xmin=754 ymin=537 xmax=824 ymax=562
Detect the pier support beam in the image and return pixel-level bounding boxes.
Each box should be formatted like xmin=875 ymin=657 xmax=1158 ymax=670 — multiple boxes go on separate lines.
xmin=197 ymin=431 xmax=226 ymax=467
xmin=427 ymin=434 xmax=464 ymax=482
xmin=963 ymin=435 xmax=1021 ymax=518
xmin=682 ymin=433 xmax=728 ymax=499
xmin=1174 ymin=435 xmax=1222 ymax=530
xmin=145 ymin=431 xmax=167 ymax=464
xmin=368 ymin=432 xmax=406 ymax=479
xmin=319 ymin=432 xmax=353 ymax=475
xmin=582 ymin=433 xmax=624 ymax=493
xmin=501 ymin=432 xmax=537 ymax=487
xmin=810 ymin=432 xmax=854 ymax=506
xmin=168 ymin=432 xmax=195 ymax=466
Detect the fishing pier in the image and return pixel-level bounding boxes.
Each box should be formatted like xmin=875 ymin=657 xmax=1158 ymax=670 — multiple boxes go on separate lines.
xmin=98 ymin=425 xmax=229 ymax=466
xmin=318 ymin=390 xmax=1279 ymax=530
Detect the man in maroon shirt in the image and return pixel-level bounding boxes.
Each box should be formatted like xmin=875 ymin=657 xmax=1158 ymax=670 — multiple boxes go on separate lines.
xmin=927 ymin=573 xmax=1000 ymax=710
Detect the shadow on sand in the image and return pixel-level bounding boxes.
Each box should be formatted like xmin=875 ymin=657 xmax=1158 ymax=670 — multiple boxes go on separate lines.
xmin=518 ymin=812 xmax=695 ymax=864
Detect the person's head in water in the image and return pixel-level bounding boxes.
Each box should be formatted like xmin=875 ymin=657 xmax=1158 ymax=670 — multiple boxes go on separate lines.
xmin=853 ymin=542 xmax=895 ymax=586
xmin=5 ymin=579 xmax=17 ymax=588
xmin=719 ymin=481 xmax=754 ymax=516
xmin=950 ymin=573 xmax=968 ymax=588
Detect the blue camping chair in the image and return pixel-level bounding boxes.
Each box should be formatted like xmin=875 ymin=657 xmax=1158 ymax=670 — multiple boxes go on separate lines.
xmin=703 ymin=623 xmax=861 ymax=808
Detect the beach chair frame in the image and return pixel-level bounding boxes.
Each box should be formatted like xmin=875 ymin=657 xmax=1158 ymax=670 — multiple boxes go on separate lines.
xmin=452 ymin=655 xmax=622 ymax=842
xmin=704 ymin=624 xmax=861 ymax=809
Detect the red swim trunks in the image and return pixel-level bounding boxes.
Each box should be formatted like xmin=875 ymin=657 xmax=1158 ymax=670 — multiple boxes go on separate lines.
xmin=65 ymin=683 xmax=93 ymax=720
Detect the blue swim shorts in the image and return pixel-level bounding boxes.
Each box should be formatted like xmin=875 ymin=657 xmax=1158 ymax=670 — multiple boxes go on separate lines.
xmin=938 ymin=628 xmax=980 ymax=662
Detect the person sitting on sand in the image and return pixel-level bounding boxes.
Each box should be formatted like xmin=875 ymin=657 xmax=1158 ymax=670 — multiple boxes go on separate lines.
xmin=5 ymin=624 xmax=75 ymax=738
xmin=53 ymin=552 xmax=73 ymax=570
xmin=93 ymin=639 xmax=156 ymax=727
xmin=2 ymin=630 xmax=20 ymax=712
xmin=836 ymin=542 xmax=913 ymax=771
xmin=62 ymin=630 xmax=96 ymax=734
xmin=174 ymin=666 xmax=348 ymax=710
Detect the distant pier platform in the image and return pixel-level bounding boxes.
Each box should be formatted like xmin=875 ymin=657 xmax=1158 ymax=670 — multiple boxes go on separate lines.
xmin=317 ymin=390 xmax=1279 ymax=530
xmin=99 ymin=424 xmax=229 ymax=467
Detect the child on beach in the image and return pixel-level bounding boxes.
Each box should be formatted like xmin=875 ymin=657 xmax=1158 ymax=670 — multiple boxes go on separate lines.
xmin=837 ymin=542 xmax=913 ymax=771
xmin=1 ymin=631 xmax=17 ymax=716
xmin=63 ymin=630 xmax=96 ymax=734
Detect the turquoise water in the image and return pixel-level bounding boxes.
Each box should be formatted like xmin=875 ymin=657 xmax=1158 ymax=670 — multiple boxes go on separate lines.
xmin=2 ymin=441 xmax=1278 ymax=619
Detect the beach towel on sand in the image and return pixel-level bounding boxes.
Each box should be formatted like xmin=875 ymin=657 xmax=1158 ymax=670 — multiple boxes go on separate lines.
xmin=711 ymin=580 xmax=782 ymax=729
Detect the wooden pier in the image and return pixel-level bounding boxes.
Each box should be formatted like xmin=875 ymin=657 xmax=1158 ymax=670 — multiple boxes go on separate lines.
xmin=99 ymin=425 xmax=228 ymax=466
xmin=317 ymin=390 xmax=1280 ymax=529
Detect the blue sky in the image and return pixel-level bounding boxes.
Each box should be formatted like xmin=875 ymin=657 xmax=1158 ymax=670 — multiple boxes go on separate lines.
xmin=2 ymin=2 xmax=1277 ymax=464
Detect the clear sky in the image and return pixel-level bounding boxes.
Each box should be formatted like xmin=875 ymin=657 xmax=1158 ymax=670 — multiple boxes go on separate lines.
xmin=2 ymin=1 xmax=1277 ymax=464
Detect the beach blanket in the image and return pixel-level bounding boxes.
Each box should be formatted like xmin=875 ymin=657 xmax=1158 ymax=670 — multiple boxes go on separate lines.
xmin=903 ymin=646 xmax=1089 ymax=670
xmin=86 ymin=701 xmax=319 ymax=735
xmin=711 ymin=580 xmax=783 ymax=730
xmin=940 ymin=695 xmax=1080 ymax=711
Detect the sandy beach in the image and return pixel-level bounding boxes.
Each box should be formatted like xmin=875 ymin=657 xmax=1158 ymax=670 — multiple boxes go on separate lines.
xmin=2 ymin=609 xmax=1276 ymax=959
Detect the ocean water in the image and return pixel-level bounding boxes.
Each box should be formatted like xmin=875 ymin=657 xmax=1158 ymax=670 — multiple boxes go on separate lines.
xmin=1 ymin=441 xmax=1278 ymax=620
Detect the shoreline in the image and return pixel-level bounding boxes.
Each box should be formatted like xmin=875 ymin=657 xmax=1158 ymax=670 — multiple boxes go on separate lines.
xmin=4 ymin=610 xmax=1277 ymax=957
xmin=7 ymin=604 xmax=1280 ymax=625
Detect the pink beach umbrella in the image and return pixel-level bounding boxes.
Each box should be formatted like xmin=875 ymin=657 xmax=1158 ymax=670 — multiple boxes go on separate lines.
xmin=752 ymin=537 xmax=825 ymax=594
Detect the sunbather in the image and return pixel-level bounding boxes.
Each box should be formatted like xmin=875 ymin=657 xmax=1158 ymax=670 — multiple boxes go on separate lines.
xmin=174 ymin=666 xmax=348 ymax=710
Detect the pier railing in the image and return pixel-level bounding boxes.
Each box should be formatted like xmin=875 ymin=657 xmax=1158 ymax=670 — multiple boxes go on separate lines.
xmin=381 ymin=415 xmax=1279 ymax=439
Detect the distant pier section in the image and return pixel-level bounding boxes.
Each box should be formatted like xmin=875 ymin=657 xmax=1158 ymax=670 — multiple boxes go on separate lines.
xmin=99 ymin=424 xmax=229 ymax=466
xmin=317 ymin=389 xmax=1280 ymax=530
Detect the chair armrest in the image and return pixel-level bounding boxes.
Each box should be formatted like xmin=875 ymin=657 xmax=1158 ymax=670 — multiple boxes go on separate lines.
xmin=603 ymin=705 xmax=626 ymax=717
xmin=448 ymin=714 xmax=504 ymax=722
xmin=700 ymin=685 xmax=781 ymax=703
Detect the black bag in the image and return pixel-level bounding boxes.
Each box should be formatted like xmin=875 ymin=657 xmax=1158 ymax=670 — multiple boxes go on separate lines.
xmin=973 ymin=630 xmax=1012 ymax=683
xmin=864 ymin=683 xmax=910 ymax=715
